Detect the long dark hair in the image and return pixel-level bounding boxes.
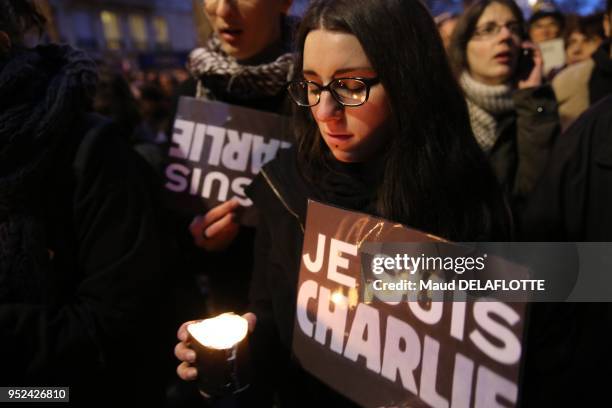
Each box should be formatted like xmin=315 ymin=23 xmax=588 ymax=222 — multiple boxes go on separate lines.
xmin=293 ymin=0 xmax=511 ymax=241
xmin=0 ymin=0 xmax=46 ymax=46
xmin=448 ymin=0 xmax=526 ymax=78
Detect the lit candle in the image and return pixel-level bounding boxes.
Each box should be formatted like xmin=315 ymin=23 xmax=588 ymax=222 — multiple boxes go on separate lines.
xmin=187 ymin=313 xmax=251 ymax=399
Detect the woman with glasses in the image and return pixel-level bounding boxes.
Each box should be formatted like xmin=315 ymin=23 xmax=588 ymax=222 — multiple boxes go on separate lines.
xmin=175 ymin=0 xmax=510 ymax=405
xmin=448 ymin=0 xmax=560 ymax=208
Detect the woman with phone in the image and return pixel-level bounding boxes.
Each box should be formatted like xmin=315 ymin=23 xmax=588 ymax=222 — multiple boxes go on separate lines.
xmin=175 ymin=0 xmax=512 ymax=405
xmin=449 ymin=0 xmax=560 ymax=208
xmin=449 ymin=4 xmax=582 ymax=406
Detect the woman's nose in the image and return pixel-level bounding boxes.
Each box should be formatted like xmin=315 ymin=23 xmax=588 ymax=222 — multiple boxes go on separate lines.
xmin=209 ymin=0 xmax=234 ymax=18
xmin=312 ymin=91 xmax=343 ymax=122
xmin=497 ymin=25 xmax=513 ymax=41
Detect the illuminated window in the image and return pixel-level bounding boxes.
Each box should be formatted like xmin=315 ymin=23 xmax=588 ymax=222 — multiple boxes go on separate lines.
xmin=129 ymin=15 xmax=148 ymax=51
xmin=100 ymin=10 xmax=122 ymax=50
xmin=152 ymin=16 xmax=170 ymax=50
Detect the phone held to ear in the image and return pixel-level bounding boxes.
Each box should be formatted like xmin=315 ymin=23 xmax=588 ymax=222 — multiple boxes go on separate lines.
xmin=516 ymin=47 xmax=535 ymax=80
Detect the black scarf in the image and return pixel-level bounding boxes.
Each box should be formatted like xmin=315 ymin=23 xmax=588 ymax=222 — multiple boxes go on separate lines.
xmin=589 ymin=40 xmax=612 ymax=105
xmin=258 ymin=147 xmax=385 ymax=231
xmin=0 ymin=44 xmax=97 ymax=303
xmin=314 ymin=152 xmax=385 ymax=215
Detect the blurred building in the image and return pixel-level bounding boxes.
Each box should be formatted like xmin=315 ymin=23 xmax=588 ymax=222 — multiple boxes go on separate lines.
xmin=427 ymin=0 xmax=538 ymax=16
xmin=427 ymin=0 xmax=600 ymax=16
xmin=47 ymin=0 xmax=202 ymax=70
xmin=289 ymin=0 xmax=310 ymax=16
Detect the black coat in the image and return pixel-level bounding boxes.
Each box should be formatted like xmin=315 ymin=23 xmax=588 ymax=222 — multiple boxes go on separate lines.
xmin=522 ymin=95 xmax=612 ymax=240
xmin=0 ymin=116 xmax=165 ymax=405
xmin=488 ymin=85 xmax=559 ymax=206
xmin=520 ymin=95 xmax=612 ymax=406
xmin=244 ymin=149 xmax=360 ymax=407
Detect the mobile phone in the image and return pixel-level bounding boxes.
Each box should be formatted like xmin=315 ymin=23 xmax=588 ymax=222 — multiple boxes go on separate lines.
xmin=516 ymin=47 xmax=535 ymax=80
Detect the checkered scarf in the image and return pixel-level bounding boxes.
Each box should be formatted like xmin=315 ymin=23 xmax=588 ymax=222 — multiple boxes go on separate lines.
xmin=187 ymin=22 xmax=295 ymax=102
xmin=460 ymin=72 xmax=515 ymax=152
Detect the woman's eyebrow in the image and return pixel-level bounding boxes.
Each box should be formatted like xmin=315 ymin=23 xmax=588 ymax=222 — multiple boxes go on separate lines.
xmin=479 ymin=18 xmax=518 ymax=25
xmin=302 ymin=67 xmax=375 ymax=77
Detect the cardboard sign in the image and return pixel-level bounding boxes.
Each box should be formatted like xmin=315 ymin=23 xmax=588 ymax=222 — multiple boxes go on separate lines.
xmin=293 ymin=201 xmax=526 ymax=408
xmin=163 ymin=97 xmax=292 ymax=225
xmin=539 ymin=38 xmax=566 ymax=75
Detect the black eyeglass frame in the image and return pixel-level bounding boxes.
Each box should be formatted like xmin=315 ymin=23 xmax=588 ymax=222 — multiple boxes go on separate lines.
xmin=287 ymin=77 xmax=381 ymax=107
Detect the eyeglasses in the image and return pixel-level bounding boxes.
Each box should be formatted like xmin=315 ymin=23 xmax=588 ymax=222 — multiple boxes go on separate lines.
xmin=472 ymin=21 xmax=523 ymax=39
xmin=287 ymin=77 xmax=381 ymax=107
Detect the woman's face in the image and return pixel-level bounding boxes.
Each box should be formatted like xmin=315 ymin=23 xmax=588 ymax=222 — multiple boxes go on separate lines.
xmin=303 ymin=29 xmax=392 ymax=163
xmin=566 ymin=31 xmax=602 ymax=65
xmin=204 ymin=0 xmax=292 ymax=61
xmin=466 ymin=2 xmax=521 ymax=85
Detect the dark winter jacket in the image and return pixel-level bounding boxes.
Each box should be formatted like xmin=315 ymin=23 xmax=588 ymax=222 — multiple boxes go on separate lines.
xmin=522 ymin=94 xmax=612 ymax=241
xmin=520 ymin=95 xmax=612 ymax=407
xmin=0 ymin=45 xmax=164 ymax=406
xmin=488 ymin=85 xmax=559 ymax=206
xmin=244 ymin=149 xmax=362 ymax=407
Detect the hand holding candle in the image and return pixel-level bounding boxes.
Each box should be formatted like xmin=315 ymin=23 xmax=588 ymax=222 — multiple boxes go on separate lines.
xmin=175 ymin=313 xmax=257 ymax=397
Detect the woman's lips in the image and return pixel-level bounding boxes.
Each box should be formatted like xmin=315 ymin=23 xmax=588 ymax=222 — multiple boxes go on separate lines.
xmin=219 ymin=29 xmax=243 ymax=44
xmin=494 ymin=52 xmax=512 ymax=64
xmin=325 ymin=132 xmax=353 ymax=143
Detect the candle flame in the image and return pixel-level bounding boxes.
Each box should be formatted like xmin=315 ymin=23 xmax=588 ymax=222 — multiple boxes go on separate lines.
xmin=188 ymin=313 xmax=248 ymax=350
xmin=331 ymin=290 xmax=347 ymax=306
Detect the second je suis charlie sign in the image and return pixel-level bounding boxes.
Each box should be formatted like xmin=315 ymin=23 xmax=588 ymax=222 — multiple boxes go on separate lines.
xmin=163 ymin=97 xmax=292 ymax=225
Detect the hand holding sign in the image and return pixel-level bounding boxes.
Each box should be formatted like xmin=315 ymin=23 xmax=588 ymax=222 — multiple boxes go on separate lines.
xmin=164 ymin=98 xmax=291 ymax=226
xmin=189 ymin=199 xmax=241 ymax=252
xmin=293 ymin=201 xmax=526 ymax=408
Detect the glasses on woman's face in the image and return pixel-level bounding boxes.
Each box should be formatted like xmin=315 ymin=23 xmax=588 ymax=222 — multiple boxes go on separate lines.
xmin=472 ymin=21 xmax=522 ymax=39
xmin=287 ymin=77 xmax=380 ymax=107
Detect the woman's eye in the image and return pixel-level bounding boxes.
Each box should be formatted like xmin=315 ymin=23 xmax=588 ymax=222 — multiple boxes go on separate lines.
xmin=337 ymin=80 xmax=363 ymax=91
xmin=507 ymin=23 xmax=521 ymax=35
xmin=483 ymin=23 xmax=497 ymax=35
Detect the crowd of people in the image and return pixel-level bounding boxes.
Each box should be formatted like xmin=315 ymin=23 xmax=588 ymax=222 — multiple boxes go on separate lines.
xmin=1 ymin=0 xmax=612 ymax=406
